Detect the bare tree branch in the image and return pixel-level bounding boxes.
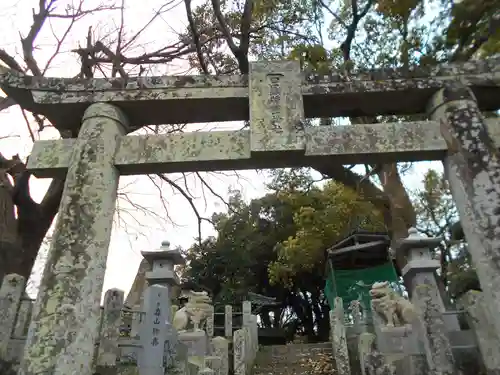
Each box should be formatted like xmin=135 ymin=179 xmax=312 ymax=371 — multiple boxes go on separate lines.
xmin=185 ymin=0 xmax=209 ymax=74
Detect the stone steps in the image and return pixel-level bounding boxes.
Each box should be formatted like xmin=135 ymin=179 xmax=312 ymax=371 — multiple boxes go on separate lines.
xmin=253 ymin=343 xmax=334 ymax=375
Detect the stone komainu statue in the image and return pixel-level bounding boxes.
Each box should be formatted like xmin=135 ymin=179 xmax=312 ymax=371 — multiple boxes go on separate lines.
xmin=173 ymin=290 xmax=212 ymax=332
xmin=369 ymin=281 xmax=418 ymax=327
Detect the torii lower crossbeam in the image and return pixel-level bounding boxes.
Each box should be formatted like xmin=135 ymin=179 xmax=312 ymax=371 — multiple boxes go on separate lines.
xmin=27 ymin=118 xmax=500 ymax=178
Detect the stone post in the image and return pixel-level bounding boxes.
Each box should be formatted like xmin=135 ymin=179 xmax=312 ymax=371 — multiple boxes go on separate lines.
xmin=459 ymin=291 xmax=500 ymax=374
xmin=233 ymin=328 xmax=246 ymax=375
xmin=224 ymin=305 xmax=232 ymax=338
xmin=250 ymin=315 xmax=258 ymax=357
xmin=428 ymin=83 xmax=500 ymax=346
xmin=206 ymin=304 xmax=214 ymax=338
xmin=139 ymin=241 xmax=186 ymax=373
xmin=395 ymin=227 xmax=460 ymax=331
xmin=0 ymin=274 xmax=25 ymax=358
xmin=330 ymin=297 xmax=350 ymax=375
xmin=242 ymin=301 xmax=251 ymax=328
xmin=20 ymin=103 xmax=128 ymax=375
xmin=414 ymin=284 xmax=456 ymax=375
xmin=212 ymin=337 xmax=229 ymax=375
xmin=96 ymin=288 xmax=125 ymax=368
xmin=139 ymin=284 xmax=171 ymax=375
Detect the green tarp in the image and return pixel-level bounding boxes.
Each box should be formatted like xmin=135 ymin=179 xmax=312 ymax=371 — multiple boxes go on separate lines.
xmin=324 ymin=261 xmax=400 ymax=310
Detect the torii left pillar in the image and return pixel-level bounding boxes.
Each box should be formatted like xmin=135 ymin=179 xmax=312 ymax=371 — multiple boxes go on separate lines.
xmin=19 ymin=103 xmax=128 ymax=375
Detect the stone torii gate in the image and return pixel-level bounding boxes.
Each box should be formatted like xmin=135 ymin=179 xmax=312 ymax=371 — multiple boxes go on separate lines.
xmin=1 ymin=57 xmax=500 ymax=375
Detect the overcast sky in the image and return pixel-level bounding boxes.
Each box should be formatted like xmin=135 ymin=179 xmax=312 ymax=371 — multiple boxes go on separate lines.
xmin=0 ymin=0 xmax=441 ymax=300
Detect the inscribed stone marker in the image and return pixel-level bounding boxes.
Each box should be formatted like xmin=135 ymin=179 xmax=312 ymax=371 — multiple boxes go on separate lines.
xmin=139 ymin=284 xmax=171 ymax=375
xmin=249 ymin=61 xmax=305 ymax=152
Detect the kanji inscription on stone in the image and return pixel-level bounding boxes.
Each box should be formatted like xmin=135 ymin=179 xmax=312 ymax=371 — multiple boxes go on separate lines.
xmin=249 ymin=60 xmax=305 ymax=152
xmin=138 ymin=284 xmax=171 ymax=375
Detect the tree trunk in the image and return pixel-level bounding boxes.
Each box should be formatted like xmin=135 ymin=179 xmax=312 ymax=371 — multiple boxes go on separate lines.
xmin=377 ymin=162 xmax=416 ymax=265
xmin=314 ymin=114 xmax=417 ymax=270
xmin=0 ymin=156 xmax=63 ymax=285
xmin=0 ymin=169 xmax=19 ymax=284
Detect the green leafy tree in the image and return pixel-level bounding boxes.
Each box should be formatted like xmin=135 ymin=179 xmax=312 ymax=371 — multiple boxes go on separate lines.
xmin=267 ymin=169 xmax=384 ymax=287
xmin=182 ymin=169 xmax=381 ymax=340
xmin=179 ymin=0 xmax=500 ymax=278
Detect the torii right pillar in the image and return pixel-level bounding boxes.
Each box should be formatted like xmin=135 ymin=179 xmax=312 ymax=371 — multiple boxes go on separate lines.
xmin=428 ymin=82 xmax=500 ymax=355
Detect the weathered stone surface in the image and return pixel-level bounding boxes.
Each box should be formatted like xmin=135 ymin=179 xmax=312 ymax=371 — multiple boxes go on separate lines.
xmin=459 ymin=291 xmax=500 ymax=374
xmin=330 ymin=297 xmax=350 ymax=375
xmin=249 ymin=61 xmax=304 ymax=152
xmin=142 ymin=241 xmax=185 ymax=289
xmin=138 ymin=284 xmax=171 ymax=375
xmin=97 ymin=289 xmax=125 ymax=367
xmin=395 ymin=227 xmax=460 ymax=331
xmin=0 ymin=56 xmax=498 ymax=130
xmin=26 ymin=118 xmax=500 ymax=179
xmin=358 ymin=332 xmax=396 ymax=375
xmin=13 ymin=298 xmax=33 ymax=338
xmin=19 ymin=103 xmax=128 ymax=375
xmin=233 ymin=329 xmax=246 ymax=375
xmin=27 ymin=130 xmax=253 ymax=178
xmin=306 ymin=118 xmax=500 ymax=163
xmin=0 ymin=274 xmax=25 ymax=357
xmin=224 ymin=305 xmax=232 ymax=338
xmin=116 ymin=131 xmax=250 ymax=175
xmin=249 ymin=315 xmax=258 ymax=356
xmin=429 ymin=84 xmax=500 ymax=355
xmin=211 ymin=337 xmax=229 ymax=375
xmin=206 ymin=305 xmax=214 ymax=338
xmin=178 ymin=329 xmax=209 ymax=357
xmin=413 ymin=284 xmax=455 ymax=375
xmin=242 ymin=301 xmax=251 ymax=329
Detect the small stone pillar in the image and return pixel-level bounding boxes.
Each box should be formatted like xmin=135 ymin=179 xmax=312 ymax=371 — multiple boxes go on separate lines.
xmin=330 ymin=297 xmax=351 ymax=375
xmin=20 ymin=103 xmax=128 ymax=375
xmin=96 ymin=288 xmax=125 ymax=368
xmin=206 ymin=304 xmax=214 ymax=337
xmin=242 ymin=301 xmax=251 ymax=328
xmin=212 ymin=336 xmax=229 ymax=375
xmin=395 ymin=227 xmax=459 ymax=331
xmin=224 ymin=305 xmax=232 ymax=338
xmin=233 ymin=328 xmax=246 ymax=375
xmin=139 ymin=240 xmax=186 ymax=373
xmin=428 ymin=83 xmax=500 ymax=346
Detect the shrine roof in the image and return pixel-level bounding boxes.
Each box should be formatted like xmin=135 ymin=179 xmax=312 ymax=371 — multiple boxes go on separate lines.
xmin=0 ymin=56 xmax=499 ymax=132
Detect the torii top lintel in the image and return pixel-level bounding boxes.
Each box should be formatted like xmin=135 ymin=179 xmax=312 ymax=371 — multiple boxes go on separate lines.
xmin=0 ymin=57 xmax=499 ymax=132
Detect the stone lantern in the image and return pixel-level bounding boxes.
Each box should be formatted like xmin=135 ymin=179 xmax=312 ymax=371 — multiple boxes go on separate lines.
xmin=141 ymin=240 xmax=186 ymax=288
xmin=395 ymin=227 xmax=459 ymax=330
xmin=138 ymin=240 xmax=187 ymax=373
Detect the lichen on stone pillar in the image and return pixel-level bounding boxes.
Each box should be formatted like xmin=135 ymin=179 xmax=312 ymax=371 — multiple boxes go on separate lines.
xmin=19 ymin=103 xmax=129 ymax=375
xmin=428 ymin=82 xmax=500 ymax=351
xmin=413 ymin=284 xmax=456 ymax=375
xmin=330 ymin=297 xmax=351 ymax=375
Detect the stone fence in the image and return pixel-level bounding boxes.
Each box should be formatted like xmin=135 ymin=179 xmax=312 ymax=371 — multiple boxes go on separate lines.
xmin=0 ymin=274 xmax=259 ymax=375
xmin=328 ymin=290 xmax=500 ymax=375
